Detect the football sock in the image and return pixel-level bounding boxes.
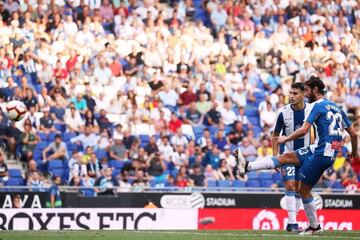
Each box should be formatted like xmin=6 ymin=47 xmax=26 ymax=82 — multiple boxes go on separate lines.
xmin=295 ymin=193 xmax=302 ymax=215
xmin=247 ymin=157 xmax=280 ymax=171
xmin=285 ymin=191 xmax=297 ymax=224
xmin=302 ymin=197 xmax=319 ymax=228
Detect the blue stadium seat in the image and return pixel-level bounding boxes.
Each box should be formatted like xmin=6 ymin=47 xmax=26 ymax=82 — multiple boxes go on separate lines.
xmin=248 ymin=116 xmax=260 ymax=126
xmin=260 ymin=180 xmax=274 ymax=188
xmin=332 ymin=181 xmax=345 ymax=189
xmin=207 ymin=180 xmax=218 ymax=188
xmin=139 ymin=135 xmax=150 ymax=146
xmin=48 ymin=160 xmax=64 ymax=170
xmin=48 ymin=132 xmax=58 ymax=142
xmin=247 ymin=171 xmax=258 ymax=180
xmin=109 ymin=160 xmax=124 ymax=170
xmin=233 ymin=180 xmax=246 ymax=188
xmin=96 ymin=149 xmax=108 ymax=160
xmin=54 ymin=123 xmax=66 ymax=132
xmin=272 ymin=172 xmax=282 ymax=182
xmin=51 ymin=168 xmax=64 ymax=177
xmin=244 ymin=107 xmax=258 ymax=117
xmin=8 ymin=169 xmax=22 ymax=178
xmin=246 ymin=180 xmax=261 ymax=188
xmin=193 ymin=125 xmax=206 ymax=139
xmin=37 ymin=132 xmax=48 ymax=142
xmin=82 ymin=189 xmax=96 ymax=197
xmin=218 ymin=179 xmax=232 ymax=188
xmin=35 ymin=141 xmax=48 ymax=151
xmin=6 ymin=178 xmax=25 ymax=186
xmin=62 ymin=132 xmax=76 ymax=142
xmin=259 ymin=171 xmax=273 ymax=180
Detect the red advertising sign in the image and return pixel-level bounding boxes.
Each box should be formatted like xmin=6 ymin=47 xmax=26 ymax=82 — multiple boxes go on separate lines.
xmin=198 ymin=208 xmax=360 ymax=230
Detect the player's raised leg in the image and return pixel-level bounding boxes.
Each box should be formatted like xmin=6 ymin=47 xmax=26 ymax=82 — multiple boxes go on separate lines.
xmin=235 ymin=148 xmax=300 ymax=175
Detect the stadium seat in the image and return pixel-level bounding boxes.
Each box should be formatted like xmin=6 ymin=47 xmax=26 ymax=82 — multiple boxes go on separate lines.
xmin=139 ymin=135 xmax=150 ymax=146
xmin=109 ymin=160 xmax=124 ymax=170
xmin=37 ymin=132 xmax=48 ymax=142
xmin=272 ymin=172 xmax=282 ymax=182
xmin=6 ymin=178 xmax=25 ymax=186
xmin=54 ymin=123 xmax=66 ymax=132
xmin=82 ymin=189 xmax=96 ymax=197
xmin=96 ymin=149 xmax=108 ymax=160
xmin=332 ymin=181 xmax=345 ymax=189
xmin=207 ymin=180 xmax=217 ymax=188
xmin=62 ymin=132 xmax=77 ymax=142
xmin=218 ymin=180 xmax=232 ymax=188
xmin=247 ymin=171 xmax=258 ymax=180
xmin=246 ymin=180 xmax=261 ymax=188
xmin=8 ymin=169 xmax=22 ymax=178
xmin=233 ymin=180 xmax=246 ymax=188
xmin=193 ymin=125 xmax=205 ymax=139
xmin=260 ymin=180 xmax=274 ymax=188
xmin=258 ymin=171 xmax=273 ymax=180
xmin=51 ymin=168 xmax=64 ymax=177
xmin=35 ymin=141 xmax=48 ymax=151
xmin=48 ymin=132 xmax=58 ymax=142
xmin=48 ymin=160 xmax=64 ymax=169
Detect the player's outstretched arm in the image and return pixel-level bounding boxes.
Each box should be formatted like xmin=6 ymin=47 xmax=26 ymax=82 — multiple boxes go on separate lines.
xmin=277 ymin=122 xmax=312 ymax=144
xmin=346 ymin=126 xmax=358 ymax=157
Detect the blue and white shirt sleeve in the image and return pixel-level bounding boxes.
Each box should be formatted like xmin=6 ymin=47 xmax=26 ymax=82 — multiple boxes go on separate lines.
xmin=273 ymin=109 xmax=284 ymax=134
xmin=305 ymin=103 xmax=320 ymax=125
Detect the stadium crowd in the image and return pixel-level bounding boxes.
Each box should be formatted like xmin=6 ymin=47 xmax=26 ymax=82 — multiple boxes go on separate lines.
xmin=0 ymin=0 xmax=360 ymax=195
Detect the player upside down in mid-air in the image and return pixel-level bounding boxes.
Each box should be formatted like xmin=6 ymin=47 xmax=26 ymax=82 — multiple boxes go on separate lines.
xmin=236 ymin=76 xmax=359 ymax=235
xmin=272 ymin=82 xmax=310 ymax=232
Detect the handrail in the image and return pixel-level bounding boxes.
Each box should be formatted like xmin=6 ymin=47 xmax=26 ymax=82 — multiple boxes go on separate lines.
xmin=1 ymin=185 xmax=359 ymax=195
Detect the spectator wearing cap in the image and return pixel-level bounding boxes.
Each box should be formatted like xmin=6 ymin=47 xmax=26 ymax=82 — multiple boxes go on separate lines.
xmin=109 ymin=136 xmax=127 ymax=161
xmin=42 ymin=134 xmax=68 ymax=162
xmin=39 ymin=106 xmax=57 ymax=134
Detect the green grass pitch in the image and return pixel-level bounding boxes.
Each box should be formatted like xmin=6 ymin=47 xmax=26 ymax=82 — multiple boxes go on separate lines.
xmin=0 ymin=230 xmax=359 ymax=240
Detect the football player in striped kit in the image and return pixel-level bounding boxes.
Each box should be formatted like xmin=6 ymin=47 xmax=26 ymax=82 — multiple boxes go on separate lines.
xmin=272 ymin=82 xmax=310 ymax=232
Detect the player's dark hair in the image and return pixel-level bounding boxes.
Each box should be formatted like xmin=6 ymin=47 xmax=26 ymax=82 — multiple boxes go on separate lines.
xmin=305 ymin=76 xmax=326 ymax=95
xmin=291 ymin=82 xmax=305 ymax=91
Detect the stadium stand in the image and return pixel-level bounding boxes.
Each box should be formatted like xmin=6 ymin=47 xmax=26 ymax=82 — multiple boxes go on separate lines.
xmin=0 ymin=0 xmax=359 ymax=195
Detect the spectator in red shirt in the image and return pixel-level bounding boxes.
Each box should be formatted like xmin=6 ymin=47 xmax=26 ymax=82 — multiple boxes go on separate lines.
xmin=109 ymin=56 xmax=122 ymax=77
xmin=53 ymin=60 xmax=68 ymax=81
xmin=168 ymin=112 xmax=182 ymax=134
xmin=66 ymin=50 xmax=78 ymax=73
xmin=179 ymin=83 xmax=197 ymax=106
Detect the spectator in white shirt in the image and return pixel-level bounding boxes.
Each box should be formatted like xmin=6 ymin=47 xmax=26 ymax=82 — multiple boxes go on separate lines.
xmin=220 ymin=101 xmax=237 ymax=126
xmin=64 ymin=104 xmax=85 ymax=133
xmin=158 ymin=87 xmax=179 ymax=108
xmin=158 ymin=136 xmax=174 ymax=163
xmin=93 ymin=60 xmax=112 ymax=86
xmin=71 ymin=125 xmax=99 ymax=150
xmin=170 ymin=128 xmax=189 ymax=148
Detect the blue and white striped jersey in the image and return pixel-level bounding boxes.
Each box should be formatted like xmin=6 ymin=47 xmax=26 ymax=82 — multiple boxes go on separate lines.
xmin=274 ymin=103 xmax=311 ymax=154
xmin=305 ymin=98 xmax=352 ymax=157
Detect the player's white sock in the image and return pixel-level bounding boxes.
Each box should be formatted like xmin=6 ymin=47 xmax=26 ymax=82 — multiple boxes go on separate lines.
xmin=285 ymin=191 xmax=297 ymax=224
xmin=295 ymin=193 xmax=302 ymax=215
xmin=247 ymin=157 xmax=280 ymax=171
xmin=302 ymin=197 xmax=319 ymax=228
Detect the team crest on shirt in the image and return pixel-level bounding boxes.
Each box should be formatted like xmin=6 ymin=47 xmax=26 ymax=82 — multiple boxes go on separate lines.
xmin=281 ymin=168 xmax=286 ymax=177
xmin=295 ymin=124 xmax=302 ymax=131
